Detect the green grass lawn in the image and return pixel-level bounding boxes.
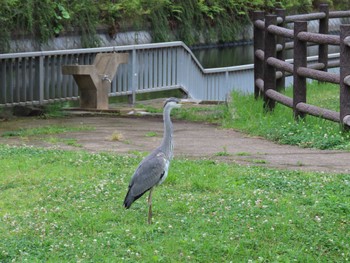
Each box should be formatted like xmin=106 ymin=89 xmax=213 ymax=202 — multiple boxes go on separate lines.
xmin=224 ymin=82 xmax=350 ymax=150
xmin=1 ymin=83 xmax=350 ymax=262
xmin=0 ymin=145 xmax=349 ymax=262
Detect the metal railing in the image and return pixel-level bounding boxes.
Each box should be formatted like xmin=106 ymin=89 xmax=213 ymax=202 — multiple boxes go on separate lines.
xmin=0 ymin=41 xmax=255 ymax=107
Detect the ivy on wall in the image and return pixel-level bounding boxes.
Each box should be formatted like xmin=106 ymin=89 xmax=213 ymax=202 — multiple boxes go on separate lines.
xmin=0 ymin=0 xmax=348 ymax=53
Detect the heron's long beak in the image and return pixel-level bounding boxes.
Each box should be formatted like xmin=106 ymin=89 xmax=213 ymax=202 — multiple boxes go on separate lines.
xmin=176 ymin=99 xmax=185 ymax=108
xmin=178 ymin=99 xmax=201 ymax=105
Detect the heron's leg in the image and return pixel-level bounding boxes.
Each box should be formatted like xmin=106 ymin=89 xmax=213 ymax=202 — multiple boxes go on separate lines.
xmin=148 ymin=188 xmax=153 ymax=224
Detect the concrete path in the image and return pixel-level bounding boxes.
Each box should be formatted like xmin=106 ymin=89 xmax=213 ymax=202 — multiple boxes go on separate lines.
xmin=1 ymin=115 xmax=349 ymax=174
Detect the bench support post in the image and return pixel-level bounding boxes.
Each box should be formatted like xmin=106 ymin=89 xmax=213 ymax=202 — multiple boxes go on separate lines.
xmin=62 ymin=53 xmax=129 ymax=110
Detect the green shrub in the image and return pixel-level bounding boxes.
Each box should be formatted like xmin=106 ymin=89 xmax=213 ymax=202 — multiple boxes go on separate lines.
xmin=1 ymin=0 xmax=346 ymax=51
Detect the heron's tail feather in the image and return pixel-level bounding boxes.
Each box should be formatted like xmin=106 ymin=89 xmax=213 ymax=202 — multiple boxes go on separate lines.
xmin=123 ymin=188 xmax=134 ymax=209
xmin=123 ymin=187 xmax=149 ymax=209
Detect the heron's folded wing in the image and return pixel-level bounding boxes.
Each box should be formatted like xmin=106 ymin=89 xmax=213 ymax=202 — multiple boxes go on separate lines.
xmin=129 ymin=152 xmax=167 ymax=197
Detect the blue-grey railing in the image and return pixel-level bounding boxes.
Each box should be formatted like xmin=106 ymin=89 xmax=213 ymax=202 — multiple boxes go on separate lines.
xmin=0 ymin=41 xmax=256 ymax=107
xmin=0 ymin=41 xmax=343 ymax=107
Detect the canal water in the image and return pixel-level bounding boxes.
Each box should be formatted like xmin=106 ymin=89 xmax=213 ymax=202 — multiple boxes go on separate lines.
xmin=192 ymin=44 xmax=340 ymax=68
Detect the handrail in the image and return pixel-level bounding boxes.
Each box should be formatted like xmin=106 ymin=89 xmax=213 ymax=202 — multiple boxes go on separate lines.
xmin=296 ymin=66 xmax=340 ymax=83
xmin=1 ymin=41 xmax=258 ymax=106
xmin=285 ymin=12 xmax=326 ymax=23
xmin=0 ymin=41 xmax=190 ymax=58
xmin=267 ymin=25 xmax=294 ymax=38
xmin=281 ymin=10 xmax=350 ymax=22
xmin=297 ymin=32 xmax=340 ymax=45
xmin=266 ymin=57 xmax=293 ymax=73
xmin=296 ymin=102 xmax=340 ymax=122
xmin=329 ymin=10 xmax=350 ymax=18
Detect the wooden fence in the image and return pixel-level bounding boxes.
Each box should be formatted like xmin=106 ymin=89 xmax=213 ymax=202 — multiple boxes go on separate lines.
xmin=253 ymin=4 xmax=350 ymax=129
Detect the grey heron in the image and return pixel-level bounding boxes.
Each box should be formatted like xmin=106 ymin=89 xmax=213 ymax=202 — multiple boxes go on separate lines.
xmin=123 ymin=97 xmax=182 ymax=224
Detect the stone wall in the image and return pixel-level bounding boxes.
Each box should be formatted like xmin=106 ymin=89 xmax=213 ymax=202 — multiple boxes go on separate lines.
xmin=10 ymin=30 xmax=152 ymax=52
xmin=7 ymin=18 xmax=347 ymax=53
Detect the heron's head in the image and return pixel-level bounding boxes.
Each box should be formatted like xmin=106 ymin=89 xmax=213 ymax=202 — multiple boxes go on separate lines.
xmin=163 ymin=97 xmax=182 ymax=110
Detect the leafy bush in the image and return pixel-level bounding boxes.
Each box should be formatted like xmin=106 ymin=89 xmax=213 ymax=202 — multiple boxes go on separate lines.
xmin=0 ymin=0 xmax=347 ymax=52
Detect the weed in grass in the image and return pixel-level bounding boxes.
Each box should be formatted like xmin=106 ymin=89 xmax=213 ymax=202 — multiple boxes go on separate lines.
xmin=0 ymin=145 xmax=349 ymax=262
xmin=236 ymin=152 xmax=251 ymax=156
xmin=296 ymin=161 xmax=304 ymax=166
xmin=109 ymin=131 xmax=124 ymax=141
xmin=1 ymin=125 xmax=94 ymax=138
xmin=135 ymin=104 xmax=160 ymax=114
xmin=215 ymin=146 xmax=231 ymax=156
xmin=174 ymin=104 xmax=225 ymax=123
xmin=215 ymin=151 xmax=231 ymax=157
xmin=63 ymin=138 xmax=82 ymax=147
xmin=123 ymin=140 xmax=132 ymax=145
xmin=43 ymin=102 xmax=70 ymax=118
xmin=1 ymin=130 xmax=21 ymax=137
xmin=45 ymin=137 xmax=83 ymax=147
xmin=145 ymin=131 xmax=158 ymax=137
xmin=251 ymin=159 xmax=268 ymax=164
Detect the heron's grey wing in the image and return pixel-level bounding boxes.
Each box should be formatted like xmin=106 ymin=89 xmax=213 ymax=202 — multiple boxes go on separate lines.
xmin=130 ymin=151 xmax=167 ymax=195
xmin=124 ymin=151 xmax=166 ymax=208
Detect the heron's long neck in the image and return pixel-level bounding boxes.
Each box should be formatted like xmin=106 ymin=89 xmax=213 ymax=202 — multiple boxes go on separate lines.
xmin=161 ymin=106 xmax=173 ymax=158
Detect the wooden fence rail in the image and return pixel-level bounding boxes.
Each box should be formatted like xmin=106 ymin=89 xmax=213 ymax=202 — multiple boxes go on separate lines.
xmin=253 ymin=4 xmax=350 ymax=129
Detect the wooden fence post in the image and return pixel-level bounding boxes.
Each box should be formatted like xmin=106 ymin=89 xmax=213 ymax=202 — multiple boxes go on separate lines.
xmin=293 ymin=21 xmax=307 ymax=119
xmin=275 ymin=8 xmax=286 ymax=92
xmin=253 ymin=11 xmax=265 ymax=99
xmin=340 ymin=24 xmax=350 ymax=130
xmin=318 ymin=4 xmax=329 ymax=77
xmin=263 ymin=14 xmax=277 ymax=111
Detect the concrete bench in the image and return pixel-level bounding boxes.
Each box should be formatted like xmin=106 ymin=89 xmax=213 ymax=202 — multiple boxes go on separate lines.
xmin=62 ymin=53 xmax=129 ymax=110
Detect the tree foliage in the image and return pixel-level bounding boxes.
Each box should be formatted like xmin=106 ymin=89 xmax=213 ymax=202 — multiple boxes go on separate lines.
xmin=0 ymin=0 xmax=347 ymax=52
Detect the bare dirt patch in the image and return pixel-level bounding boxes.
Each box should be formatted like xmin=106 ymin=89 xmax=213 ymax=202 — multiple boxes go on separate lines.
xmin=1 ymin=114 xmax=350 ymax=174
